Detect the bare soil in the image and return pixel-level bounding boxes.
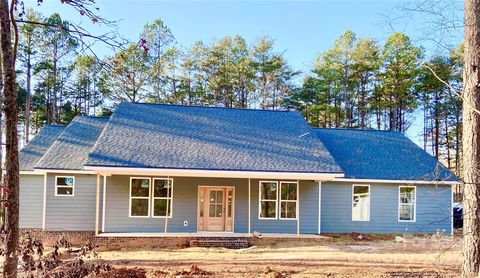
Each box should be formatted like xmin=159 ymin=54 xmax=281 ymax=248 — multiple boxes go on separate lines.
xmin=90 ymin=234 xmax=462 ymax=277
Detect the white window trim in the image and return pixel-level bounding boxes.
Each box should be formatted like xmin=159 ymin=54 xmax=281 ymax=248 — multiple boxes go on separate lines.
xmin=129 ymin=177 xmax=151 ymax=218
xmin=55 ymin=176 xmax=75 ymax=197
xmin=398 ymin=185 xmax=416 ymax=222
xmin=258 ymin=181 xmax=279 ymax=220
xmin=279 ymin=181 xmax=299 ymax=220
xmin=151 ymin=178 xmax=174 ymax=219
xmin=352 ymin=184 xmax=370 ymax=222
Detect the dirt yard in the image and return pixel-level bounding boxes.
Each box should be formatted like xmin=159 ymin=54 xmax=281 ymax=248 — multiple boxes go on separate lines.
xmin=90 ymin=234 xmax=462 ymax=277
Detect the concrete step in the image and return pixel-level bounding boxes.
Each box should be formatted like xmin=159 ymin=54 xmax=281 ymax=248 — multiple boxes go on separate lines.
xmin=189 ymin=237 xmax=249 ymax=249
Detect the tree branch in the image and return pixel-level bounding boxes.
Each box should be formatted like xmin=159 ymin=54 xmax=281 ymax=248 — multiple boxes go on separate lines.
xmin=424 ymin=63 xmax=480 ymax=115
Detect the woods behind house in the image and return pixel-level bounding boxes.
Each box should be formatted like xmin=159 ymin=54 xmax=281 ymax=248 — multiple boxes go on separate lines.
xmin=16 ymin=10 xmax=463 ymax=175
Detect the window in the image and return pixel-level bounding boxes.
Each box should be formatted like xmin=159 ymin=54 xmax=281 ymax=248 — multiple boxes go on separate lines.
xmin=55 ymin=176 xmax=75 ymax=196
xmin=152 ymin=178 xmax=173 ymax=218
xmin=399 ymin=186 xmax=416 ymax=222
xmin=352 ymin=185 xmax=370 ymax=221
xmin=280 ymin=182 xmax=298 ymax=219
xmin=259 ymin=181 xmax=278 ymax=219
xmin=129 ymin=178 xmax=150 ymax=217
xmin=209 ymin=190 xmax=223 ymax=217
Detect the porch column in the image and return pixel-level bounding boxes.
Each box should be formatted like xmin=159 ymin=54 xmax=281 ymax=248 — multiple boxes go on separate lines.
xmin=102 ymin=175 xmax=107 ymax=232
xmin=297 ymin=180 xmax=300 ymax=236
xmin=248 ymin=178 xmax=251 ymax=235
xmin=42 ymin=173 xmax=47 ymax=230
xmin=317 ymin=181 xmax=322 ymax=234
xmin=95 ymin=174 xmax=100 ymax=236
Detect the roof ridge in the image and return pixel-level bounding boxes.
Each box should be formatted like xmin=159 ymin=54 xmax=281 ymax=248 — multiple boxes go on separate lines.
xmin=119 ymin=101 xmax=296 ymax=113
xmin=43 ymin=124 xmax=67 ymax=128
xmin=314 ymin=127 xmax=401 ymax=133
xmin=74 ymin=115 xmax=110 ymax=120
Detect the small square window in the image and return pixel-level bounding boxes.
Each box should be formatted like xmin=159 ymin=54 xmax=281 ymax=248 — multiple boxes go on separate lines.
xmin=55 ymin=176 xmax=74 ymax=196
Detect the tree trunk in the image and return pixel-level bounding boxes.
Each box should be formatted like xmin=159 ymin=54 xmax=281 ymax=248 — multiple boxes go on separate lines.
xmin=445 ymin=115 xmax=451 ymax=169
xmin=52 ymin=47 xmax=58 ymax=124
xmin=462 ymin=0 xmax=480 ymax=276
xmin=0 ymin=0 xmax=20 ymax=277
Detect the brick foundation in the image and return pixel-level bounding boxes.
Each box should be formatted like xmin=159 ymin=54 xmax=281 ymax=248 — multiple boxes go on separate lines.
xmin=20 ymin=229 xmax=331 ymax=250
xmin=93 ymin=236 xmax=191 ymax=250
xmin=21 ymin=229 xmax=95 ymax=246
xmin=248 ymin=236 xmax=332 ymax=247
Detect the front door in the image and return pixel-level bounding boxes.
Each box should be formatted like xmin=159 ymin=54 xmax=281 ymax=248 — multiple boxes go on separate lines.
xmin=198 ymin=186 xmax=234 ymax=231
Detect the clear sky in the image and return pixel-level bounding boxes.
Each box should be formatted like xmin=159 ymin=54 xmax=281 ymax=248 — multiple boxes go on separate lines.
xmin=28 ymin=0 xmax=404 ymax=70
xmin=24 ymin=0 xmax=463 ymax=146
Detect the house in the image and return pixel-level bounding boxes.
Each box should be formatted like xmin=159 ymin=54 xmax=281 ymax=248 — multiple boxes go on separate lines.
xmin=19 ymin=102 xmax=457 ymax=243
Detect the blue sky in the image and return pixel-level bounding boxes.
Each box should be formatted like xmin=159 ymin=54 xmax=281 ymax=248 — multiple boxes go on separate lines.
xmin=28 ymin=0 xmax=403 ymax=71
xmin=25 ymin=0 xmax=463 ymax=145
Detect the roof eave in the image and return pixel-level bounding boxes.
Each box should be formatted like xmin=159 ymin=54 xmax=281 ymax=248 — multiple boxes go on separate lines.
xmin=83 ymin=165 xmax=345 ymax=180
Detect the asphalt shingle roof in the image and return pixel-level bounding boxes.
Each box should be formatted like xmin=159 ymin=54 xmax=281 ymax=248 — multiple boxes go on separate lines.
xmin=86 ymin=102 xmax=343 ymax=173
xmin=35 ymin=116 xmax=109 ymax=170
xmin=313 ymin=128 xmax=457 ymax=181
xmin=19 ymin=125 xmax=66 ymax=171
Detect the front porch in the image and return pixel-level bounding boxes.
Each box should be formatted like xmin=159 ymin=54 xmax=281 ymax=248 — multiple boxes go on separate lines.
xmin=96 ymin=232 xmax=329 ymax=239
xmin=94 ymin=174 xmax=326 ymax=237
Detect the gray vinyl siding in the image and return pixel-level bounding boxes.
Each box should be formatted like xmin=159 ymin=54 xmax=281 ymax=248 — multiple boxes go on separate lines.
xmin=19 ymin=174 xmax=44 ymax=228
xmin=104 ymin=176 xmax=251 ymax=233
xmin=104 ymin=176 xmax=318 ymax=234
xmin=321 ymin=182 xmax=452 ymax=234
xmin=45 ymin=174 xmax=97 ymax=231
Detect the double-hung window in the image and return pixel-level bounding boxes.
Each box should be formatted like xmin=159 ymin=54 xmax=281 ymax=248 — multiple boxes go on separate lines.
xmin=259 ymin=181 xmax=298 ymax=220
xmin=280 ymin=182 xmax=298 ymax=219
xmin=152 ymin=178 xmax=173 ymax=218
xmin=352 ymin=185 xmax=370 ymax=221
xmin=55 ymin=176 xmax=75 ymax=196
xmin=399 ymin=186 xmax=416 ymax=222
xmin=259 ymin=181 xmax=278 ymax=219
xmin=129 ymin=177 xmax=151 ymax=217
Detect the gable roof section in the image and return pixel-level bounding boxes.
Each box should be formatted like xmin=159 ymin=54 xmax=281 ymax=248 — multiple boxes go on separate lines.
xmin=313 ymin=128 xmax=457 ymax=181
xmin=20 ymin=125 xmax=66 ymax=171
xmin=35 ymin=116 xmax=109 ymax=170
xmin=86 ymin=102 xmax=343 ymax=174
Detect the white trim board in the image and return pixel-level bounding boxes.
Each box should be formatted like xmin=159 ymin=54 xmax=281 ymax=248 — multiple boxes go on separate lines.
xmin=34 ymin=169 xmax=96 ymax=175
xmin=84 ymin=166 xmax=344 ymax=180
xmin=20 ymin=171 xmax=43 ymax=175
xmin=102 ymin=175 xmax=106 ymax=233
xmin=42 ymin=173 xmax=47 ymax=230
xmin=317 ymin=181 xmax=322 ymax=234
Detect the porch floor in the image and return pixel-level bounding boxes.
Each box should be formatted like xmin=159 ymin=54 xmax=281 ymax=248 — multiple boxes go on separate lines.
xmin=97 ymin=232 xmax=329 ymax=239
